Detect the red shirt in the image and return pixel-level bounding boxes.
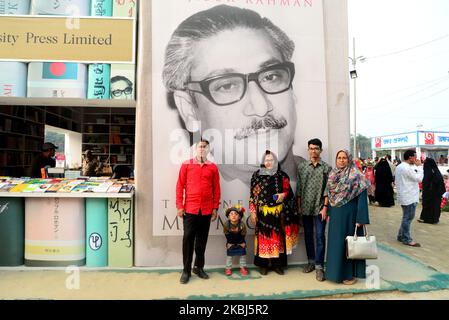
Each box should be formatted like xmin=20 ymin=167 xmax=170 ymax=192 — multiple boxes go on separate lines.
xmin=176 ymin=158 xmax=221 ymax=215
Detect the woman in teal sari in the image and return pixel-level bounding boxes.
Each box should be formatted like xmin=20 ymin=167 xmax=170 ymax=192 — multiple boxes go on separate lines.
xmin=325 ymin=150 xmax=370 ymax=285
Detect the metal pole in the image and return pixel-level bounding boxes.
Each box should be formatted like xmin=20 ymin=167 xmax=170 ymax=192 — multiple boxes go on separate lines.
xmin=353 ymin=37 xmax=357 ymax=158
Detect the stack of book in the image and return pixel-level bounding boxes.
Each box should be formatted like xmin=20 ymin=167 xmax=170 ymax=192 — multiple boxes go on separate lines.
xmin=0 ymin=176 xmax=134 ymax=193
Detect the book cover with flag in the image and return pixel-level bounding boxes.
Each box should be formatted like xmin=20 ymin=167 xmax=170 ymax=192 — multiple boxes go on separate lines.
xmin=27 ymin=62 xmax=87 ymax=98
xmin=0 ymin=62 xmax=27 ymax=97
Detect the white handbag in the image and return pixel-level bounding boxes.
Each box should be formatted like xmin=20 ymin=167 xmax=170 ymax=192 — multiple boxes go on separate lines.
xmin=345 ymin=225 xmax=378 ymax=260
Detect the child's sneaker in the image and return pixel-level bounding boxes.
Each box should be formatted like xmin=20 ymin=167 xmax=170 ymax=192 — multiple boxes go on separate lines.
xmin=239 ymin=267 xmax=249 ymax=276
xmin=225 ymin=268 xmax=232 ymax=276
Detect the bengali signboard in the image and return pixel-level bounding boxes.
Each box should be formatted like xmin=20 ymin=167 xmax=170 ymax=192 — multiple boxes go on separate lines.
xmin=418 ymin=131 xmax=449 ymax=147
xmin=371 ymin=132 xmax=418 ymax=150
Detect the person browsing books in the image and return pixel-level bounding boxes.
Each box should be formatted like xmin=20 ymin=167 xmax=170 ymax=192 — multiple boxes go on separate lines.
xmin=30 ymin=142 xmax=57 ymax=178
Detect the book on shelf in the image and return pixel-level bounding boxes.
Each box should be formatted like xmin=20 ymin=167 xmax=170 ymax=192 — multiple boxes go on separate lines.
xmin=111 ymin=126 xmax=120 ymax=133
xmin=90 ymin=182 xmax=114 ymax=193
xmin=110 ymin=134 xmax=122 ymax=144
xmin=91 ymin=0 xmax=113 ymax=16
xmin=58 ymin=184 xmax=77 ymax=193
xmin=9 ymin=184 xmax=28 ymax=192
xmin=4 ymin=119 xmax=12 ymax=131
xmin=88 ymin=1 xmax=113 ymax=97
xmin=21 ymin=182 xmax=46 ymax=192
xmin=0 ymin=62 xmax=27 ymax=98
xmin=0 ymin=184 xmax=19 ymax=192
xmin=119 ymin=184 xmax=134 ymax=193
xmin=110 ymin=64 xmax=135 ymax=100
xmin=87 ymin=64 xmax=111 ymax=100
xmin=30 ymin=0 xmax=90 ymax=15
xmin=112 ymin=0 xmax=137 ymax=17
xmin=107 ymin=183 xmax=123 ymax=193
xmin=46 ymin=183 xmax=66 ymax=193
xmin=27 ymin=62 xmax=87 ymax=98
xmin=0 ymin=0 xmax=30 ymax=15
xmin=33 ymin=184 xmax=53 ymax=193
xmin=71 ymin=183 xmax=90 ymax=193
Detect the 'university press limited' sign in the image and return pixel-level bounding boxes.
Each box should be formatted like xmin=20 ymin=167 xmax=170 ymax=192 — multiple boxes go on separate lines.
xmin=0 ymin=16 xmax=136 ymax=63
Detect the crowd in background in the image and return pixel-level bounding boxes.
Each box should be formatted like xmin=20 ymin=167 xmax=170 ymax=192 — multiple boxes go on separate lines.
xmin=355 ymin=153 xmax=449 ymax=218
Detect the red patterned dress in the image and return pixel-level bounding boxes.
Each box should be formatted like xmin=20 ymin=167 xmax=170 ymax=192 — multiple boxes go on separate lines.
xmin=249 ymin=169 xmax=299 ymax=267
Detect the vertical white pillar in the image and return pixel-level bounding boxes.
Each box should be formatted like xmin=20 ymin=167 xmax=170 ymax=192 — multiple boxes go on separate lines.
xmin=416 ymin=147 xmax=422 ymax=160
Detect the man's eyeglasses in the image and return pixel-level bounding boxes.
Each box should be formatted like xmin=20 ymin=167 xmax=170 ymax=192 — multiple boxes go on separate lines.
xmin=184 ymin=62 xmax=295 ymax=106
xmin=308 ymin=147 xmax=321 ymax=151
xmin=111 ymin=87 xmax=133 ymax=98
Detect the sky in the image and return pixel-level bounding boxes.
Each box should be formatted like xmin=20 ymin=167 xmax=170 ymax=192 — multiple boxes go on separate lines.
xmin=348 ymin=0 xmax=449 ymax=139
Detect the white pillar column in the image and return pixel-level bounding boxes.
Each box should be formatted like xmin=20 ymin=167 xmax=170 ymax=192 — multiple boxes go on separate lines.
xmin=372 ymin=150 xmax=376 ymax=160
xmin=391 ymin=149 xmax=396 ymax=160
xmin=416 ymin=147 xmax=422 ymax=160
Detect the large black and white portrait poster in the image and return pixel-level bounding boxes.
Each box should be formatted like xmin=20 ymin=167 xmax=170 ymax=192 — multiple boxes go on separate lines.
xmin=152 ymin=0 xmax=329 ymax=236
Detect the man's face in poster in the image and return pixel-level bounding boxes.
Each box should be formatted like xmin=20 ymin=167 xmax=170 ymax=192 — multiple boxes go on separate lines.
xmin=111 ymin=78 xmax=133 ymax=100
xmin=173 ymin=27 xmax=297 ymax=182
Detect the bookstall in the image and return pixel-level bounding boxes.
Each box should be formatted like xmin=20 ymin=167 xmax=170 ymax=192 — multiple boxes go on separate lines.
xmin=0 ymin=177 xmax=134 ymax=267
xmin=0 ymin=0 xmax=138 ymax=268
xmin=2 ymin=0 xmax=352 ymax=269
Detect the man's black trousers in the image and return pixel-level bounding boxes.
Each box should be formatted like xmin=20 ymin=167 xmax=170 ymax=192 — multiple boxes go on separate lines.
xmin=182 ymin=211 xmax=212 ymax=274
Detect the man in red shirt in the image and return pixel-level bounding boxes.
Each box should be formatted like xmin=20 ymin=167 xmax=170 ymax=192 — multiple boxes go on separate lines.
xmin=176 ymin=139 xmax=221 ymax=284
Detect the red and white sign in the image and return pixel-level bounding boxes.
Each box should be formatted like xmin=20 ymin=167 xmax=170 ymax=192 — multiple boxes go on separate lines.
xmin=375 ymin=137 xmax=381 ymax=148
xmin=424 ymin=132 xmax=435 ymax=145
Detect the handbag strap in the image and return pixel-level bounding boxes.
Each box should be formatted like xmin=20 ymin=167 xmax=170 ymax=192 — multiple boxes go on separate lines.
xmin=353 ymin=225 xmax=370 ymax=240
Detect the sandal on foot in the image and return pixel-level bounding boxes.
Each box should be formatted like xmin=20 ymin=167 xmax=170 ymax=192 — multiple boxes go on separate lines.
xmin=342 ymin=278 xmax=357 ymax=285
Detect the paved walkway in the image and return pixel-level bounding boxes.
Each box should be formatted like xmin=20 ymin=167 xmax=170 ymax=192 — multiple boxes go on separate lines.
xmin=1 ymin=203 xmax=448 ymax=300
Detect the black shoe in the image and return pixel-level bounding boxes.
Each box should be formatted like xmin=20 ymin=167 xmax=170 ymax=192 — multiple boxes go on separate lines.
xmin=180 ymin=271 xmax=190 ymax=284
xmin=259 ymin=267 xmax=268 ymax=276
xmin=193 ymin=267 xmax=209 ymax=279
xmin=273 ymin=267 xmax=284 ymax=275
xmin=302 ymin=263 xmax=315 ymax=273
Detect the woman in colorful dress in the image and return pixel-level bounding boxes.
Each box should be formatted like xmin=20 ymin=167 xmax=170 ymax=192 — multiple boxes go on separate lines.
xmin=325 ymin=150 xmax=370 ymax=285
xmin=364 ymin=164 xmax=376 ymax=204
xmin=249 ymin=150 xmax=299 ymax=275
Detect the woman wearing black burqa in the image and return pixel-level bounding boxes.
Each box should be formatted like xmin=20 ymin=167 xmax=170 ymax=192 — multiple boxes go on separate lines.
xmin=374 ymin=158 xmax=395 ymax=207
xmin=418 ymin=158 xmax=446 ymax=224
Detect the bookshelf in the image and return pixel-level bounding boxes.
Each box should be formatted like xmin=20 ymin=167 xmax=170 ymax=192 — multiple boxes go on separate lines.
xmin=82 ymin=107 xmax=135 ymax=170
xmin=0 ymin=106 xmax=45 ymax=177
xmin=45 ymin=106 xmax=82 ymax=133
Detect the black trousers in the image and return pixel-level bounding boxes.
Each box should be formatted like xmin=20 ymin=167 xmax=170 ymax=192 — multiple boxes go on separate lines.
xmin=182 ymin=211 xmax=212 ymax=274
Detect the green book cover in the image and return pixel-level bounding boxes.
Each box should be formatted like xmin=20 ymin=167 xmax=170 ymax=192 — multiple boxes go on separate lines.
xmin=108 ymin=198 xmax=133 ymax=267
xmin=112 ymin=0 xmax=137 ymax=17
xmin=91 ymin=0 xmax=112 ymax=16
